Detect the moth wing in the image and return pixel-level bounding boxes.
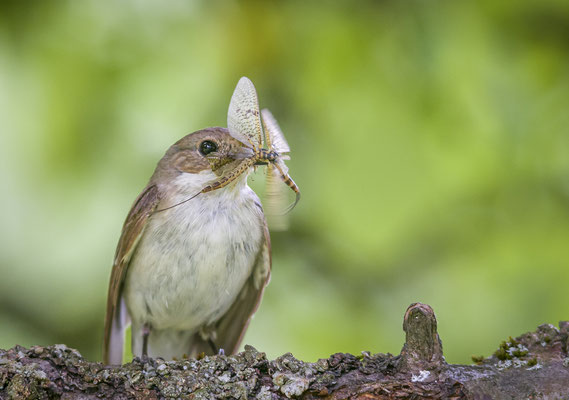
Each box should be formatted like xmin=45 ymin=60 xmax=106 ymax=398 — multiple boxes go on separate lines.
xmin=227 ymin=77 xmax=263 ymax=149
xmin=264 ymin=162 xmax=290 ymax=230
xmin=261 ymin=108 xmax=290 ymax=154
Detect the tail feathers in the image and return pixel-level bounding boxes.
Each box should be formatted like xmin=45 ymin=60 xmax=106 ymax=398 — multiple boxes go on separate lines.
xmin=105 ymin=298 xmax=129 ymax=365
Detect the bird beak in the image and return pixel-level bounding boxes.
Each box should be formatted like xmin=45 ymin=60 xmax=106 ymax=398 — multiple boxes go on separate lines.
xmin=228 ymin=146 xmax=255 ymax=161
xmin=207 ymin=145 xmax=255 ymax=174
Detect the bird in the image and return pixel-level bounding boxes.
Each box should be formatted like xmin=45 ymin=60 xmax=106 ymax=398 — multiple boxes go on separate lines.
xmin=103 ymin=77 xmax=298 ymax=364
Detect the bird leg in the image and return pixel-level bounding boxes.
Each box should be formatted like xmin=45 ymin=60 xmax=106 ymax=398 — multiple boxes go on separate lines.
xmin=142 ymin=323 xmax=151 ymax=358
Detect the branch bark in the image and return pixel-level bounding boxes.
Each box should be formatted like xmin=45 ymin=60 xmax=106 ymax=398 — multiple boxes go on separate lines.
xmin=1 ymin=303 xmax=568 ymax=399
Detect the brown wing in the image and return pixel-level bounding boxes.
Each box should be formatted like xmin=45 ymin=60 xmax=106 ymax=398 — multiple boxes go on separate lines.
xmin=103 ymin=184 xmax=161 ymax=364
xmin=188 ymin=217 xmax=272 ymax=356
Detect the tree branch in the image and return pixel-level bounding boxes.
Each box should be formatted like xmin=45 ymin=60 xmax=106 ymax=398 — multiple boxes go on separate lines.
xmin=1 ymin=303 xmax=568 ymax=399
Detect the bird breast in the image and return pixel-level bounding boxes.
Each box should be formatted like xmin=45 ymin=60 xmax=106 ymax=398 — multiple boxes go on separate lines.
xmin=123 ymin=171 xmax=264 ymax=332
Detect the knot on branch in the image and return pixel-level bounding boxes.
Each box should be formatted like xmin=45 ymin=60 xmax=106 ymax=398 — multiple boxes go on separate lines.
xmin=398 ymin=302 xmax=445 ymax=372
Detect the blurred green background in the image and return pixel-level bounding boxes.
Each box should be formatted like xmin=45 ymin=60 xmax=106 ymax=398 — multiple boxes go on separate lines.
xmin=1 ymin=0 xmax=568 ymax=365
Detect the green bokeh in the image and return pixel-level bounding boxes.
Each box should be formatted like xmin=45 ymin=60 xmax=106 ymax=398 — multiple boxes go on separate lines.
xmin=1 ymin=0 xmax=568 ymax=364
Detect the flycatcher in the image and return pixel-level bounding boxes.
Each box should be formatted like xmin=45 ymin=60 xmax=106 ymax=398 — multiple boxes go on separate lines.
xmin=103 ymin=77 xmax=298 ymax=364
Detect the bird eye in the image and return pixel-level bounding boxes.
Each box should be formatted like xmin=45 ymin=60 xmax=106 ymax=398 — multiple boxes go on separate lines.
xmin=199 ymin=140 xmax=218 ymax=156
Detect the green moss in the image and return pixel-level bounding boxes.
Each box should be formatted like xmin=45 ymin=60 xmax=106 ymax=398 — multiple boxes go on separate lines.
xmin=471 ymin=355 xmax=485 ymax=364
xmin=527 ymin=357 xmax=537 ymax=367
xmin=493 ymin=337 xmax=528 ymax=361
xmin=494 ymin=341 xmax=511 ymax=361
xmin=494 ymin=349 xmax=508 ymax=360
xmin=511 ymin=348 xmax=528 ymax=358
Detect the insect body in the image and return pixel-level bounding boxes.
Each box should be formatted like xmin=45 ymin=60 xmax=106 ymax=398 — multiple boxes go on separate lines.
xmin=258 ymin=149 xmax=279 ymax=162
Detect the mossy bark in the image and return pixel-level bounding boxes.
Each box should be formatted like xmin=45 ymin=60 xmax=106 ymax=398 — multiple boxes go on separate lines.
xmin=1 ymin=303 xmax=568 ymax=399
